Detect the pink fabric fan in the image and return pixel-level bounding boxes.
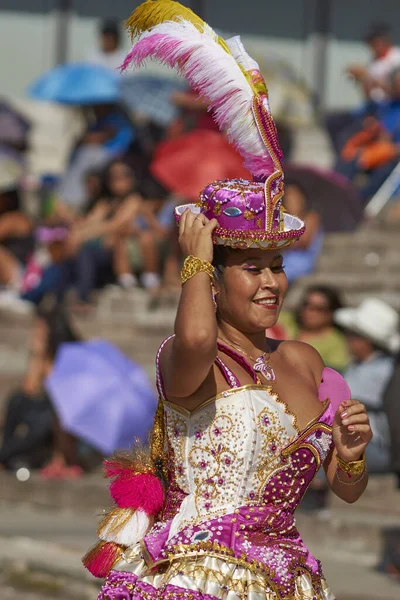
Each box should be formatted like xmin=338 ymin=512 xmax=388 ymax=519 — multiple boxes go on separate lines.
xmin=318 ymin=367 xmax=351 ymax=414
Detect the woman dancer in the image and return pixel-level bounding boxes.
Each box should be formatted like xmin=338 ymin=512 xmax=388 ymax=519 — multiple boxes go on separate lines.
xmin=84 ymin=3 xmax=373 ymax=598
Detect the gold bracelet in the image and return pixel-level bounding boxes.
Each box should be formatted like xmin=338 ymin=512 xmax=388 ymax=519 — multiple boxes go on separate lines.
xmin=336 ymin=452 xmax=366 ymax=476
xmin=181 ymin=255 xmax=214 ymax=286
xmin=336 ymin=469 xmax=368 ymax=486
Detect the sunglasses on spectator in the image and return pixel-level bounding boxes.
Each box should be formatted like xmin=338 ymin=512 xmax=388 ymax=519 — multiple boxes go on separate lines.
xmin=109 ymin=169 xmax=134 ymax=181
xmin=301 ymin=301 xmax=331 ymax=313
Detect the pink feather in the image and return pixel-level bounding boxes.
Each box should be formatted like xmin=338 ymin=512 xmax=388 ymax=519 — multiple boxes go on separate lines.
xmin=242 ymin=152 xmax=275 ymax=180
xmin=120 ymin=23 xmax=274 ymax=179
xmin=109 ymin=472 xmax=164 ymax=515
xmin=103 ymin=458 xmax=136 ymax=479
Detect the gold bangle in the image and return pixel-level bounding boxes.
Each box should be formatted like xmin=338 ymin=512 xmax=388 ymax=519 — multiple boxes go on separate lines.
xmin=181 ymin=255 xmax=214 ymax=286
xmin=336 ymin=452 xmax=366 ymax=476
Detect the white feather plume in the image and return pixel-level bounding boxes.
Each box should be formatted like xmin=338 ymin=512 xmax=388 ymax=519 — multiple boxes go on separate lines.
xmin=98 ymin=508 xmax=152 ymax=547
xmin=122 ymin=19 xmax=273 ymax=173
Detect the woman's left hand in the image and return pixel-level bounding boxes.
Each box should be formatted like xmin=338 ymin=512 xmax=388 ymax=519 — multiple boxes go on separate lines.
xmin=332 ymin=399 xmax=373 ymax=463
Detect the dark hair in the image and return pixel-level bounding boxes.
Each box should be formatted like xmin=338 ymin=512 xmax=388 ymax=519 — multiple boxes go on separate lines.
xmin=100 ymin=18 xmax=120 ymax=40
xmin=0 ymin=188 xmax=21 ymax=213
xmin=85 ymin=168 xmax=102 ymax=182
xmin=282 ymin=175 xmax=309 ymax=210
xmin=103 ymin=160 xmax=137 ymax=198
xmin=296 ymin=285 xmax=343 ymax=327
xmin=137 ymin=171 xmax=169 ymax=201
xmin=275 ymin=121 xmax=294 ymax=160
xmin=212 ymin=246 xmax=235 ymax=283
xmin=38 ymin=304 xmax=81 ymax=361
xmin=365 ymin=23 xmax=391 ymax=43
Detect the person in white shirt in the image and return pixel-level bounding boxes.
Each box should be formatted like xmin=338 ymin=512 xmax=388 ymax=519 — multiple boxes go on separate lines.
xmin=86 ymin=19 xmax=127 ymax=74
xmin=327 ymin=23 xmax=400 ymax=154
xmin=347 ymin=23 xmax=400 ymax=102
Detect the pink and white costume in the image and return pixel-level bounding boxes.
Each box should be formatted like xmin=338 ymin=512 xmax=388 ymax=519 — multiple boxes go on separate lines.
xmin=99 ymin=342 xmax=336 ymax=600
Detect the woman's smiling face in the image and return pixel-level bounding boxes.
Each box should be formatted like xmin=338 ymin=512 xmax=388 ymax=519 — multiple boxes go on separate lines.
xmin=215 ymin=248 xmax=288 ymax=333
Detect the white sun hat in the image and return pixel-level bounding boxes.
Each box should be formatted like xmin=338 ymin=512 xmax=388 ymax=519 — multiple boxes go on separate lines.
xmin=335 ymin=298 xmax=400 ymax=354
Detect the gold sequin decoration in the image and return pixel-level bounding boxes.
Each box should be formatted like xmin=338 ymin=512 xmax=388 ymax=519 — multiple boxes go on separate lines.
xmin=164 ymin=406 xmax=189 ymax=493
xmin=188 ymin=404 xmax=248 ymax=519
xmin=213 ymin=204 xmax=222 ymax=216
xmin=253 ymin=404 xmax=295 ymax=497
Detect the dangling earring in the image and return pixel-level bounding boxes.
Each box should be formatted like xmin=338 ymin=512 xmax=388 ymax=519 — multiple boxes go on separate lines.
xmin=211 ymin=285 xmax=219 ymax=313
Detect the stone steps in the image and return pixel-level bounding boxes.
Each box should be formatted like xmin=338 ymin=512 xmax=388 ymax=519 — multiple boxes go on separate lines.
xmin=292 ymin=126 xmax=334 ymax=169
xmin=0 ymin=473 xmax=397 ymax=559
xmin=287 ymin=226 xmax=400 ymax=309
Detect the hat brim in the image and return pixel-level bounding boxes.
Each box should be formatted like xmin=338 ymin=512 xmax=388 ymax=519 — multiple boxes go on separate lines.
xmin=174 ymin=204 xmax=305 ymax=250
xmin=335 ymin=308 xmax=400 ymax=354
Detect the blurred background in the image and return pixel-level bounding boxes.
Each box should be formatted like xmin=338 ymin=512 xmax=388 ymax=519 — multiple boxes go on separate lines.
xmin=0 ymin=1 xmax=399 ymax=599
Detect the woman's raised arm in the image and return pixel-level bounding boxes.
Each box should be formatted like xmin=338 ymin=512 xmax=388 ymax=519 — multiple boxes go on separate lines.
xmin=160 ymin=210 xmax=218 ymax=400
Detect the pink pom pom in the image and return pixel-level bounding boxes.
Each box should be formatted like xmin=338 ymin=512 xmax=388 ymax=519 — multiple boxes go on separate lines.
xmin=109 ymin=472 xmax=164 ymax=516
xmin=318 ymin=367 xmax=351 ymax=413
xmin=103 ymin=458 xmax=134 ymax=480
xmin=82 ymin=541 xmax=122 ymax=578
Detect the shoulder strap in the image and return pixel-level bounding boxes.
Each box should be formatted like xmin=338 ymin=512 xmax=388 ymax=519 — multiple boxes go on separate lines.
xmin=217 ymin=341 xmax=259 ymax=385
xmin=155 ymin=335 xmax=175 ymax=401
xmin=215 ymin=356 xmax=241 ymax=388
xmin=156 ymin=337 xmax=259 ymax=399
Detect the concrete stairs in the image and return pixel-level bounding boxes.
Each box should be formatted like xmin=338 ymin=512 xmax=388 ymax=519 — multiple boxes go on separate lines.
xmin=0 ymin=472 xmax=398 ymax=558
xmin=286 ymin=228 xmax=400 ymax=310
xmin=0 ymin=471 xmax=398 ymax=599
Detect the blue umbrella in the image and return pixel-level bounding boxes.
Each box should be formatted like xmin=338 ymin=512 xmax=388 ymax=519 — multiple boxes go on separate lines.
xmin=121 ymin=75 xmax=186 ymax=126
xmin=45 ymin=340 xmax=158 ymax=456
xmin=28 ymin=63 xmax=121 ymax=105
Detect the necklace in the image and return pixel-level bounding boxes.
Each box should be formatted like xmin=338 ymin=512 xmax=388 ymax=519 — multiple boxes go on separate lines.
xmin=218 ymin=337 xmax=276 ymax=383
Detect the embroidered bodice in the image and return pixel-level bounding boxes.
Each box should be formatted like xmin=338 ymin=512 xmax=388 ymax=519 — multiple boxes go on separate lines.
xmin=115 ymin=341 xmax=335 ymax=598
xmin=151 ymin=383 xmax=333 ymax=553
xmin=163 ymin=385 xmax=331 ymax=535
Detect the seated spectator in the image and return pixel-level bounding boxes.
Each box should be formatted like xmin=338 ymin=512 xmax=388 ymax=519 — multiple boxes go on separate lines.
xmin=335 ymin=298 xmax=400 ymax=474
xmin=57 ymin=104 xmax=135 ymax=212
xmin=0 ymin=304 xmax=83 ymax=476
xmin=279 ymin=285 xmax=349 ymax=373
xmin=326 ymin=23 xmax=400 ymax=156
xmin=68 ymin=160 xmax=141 ymax=309
xmin=0 ymin=186 xmax=34 ymax=266
xmin=128 ymin=176 xmax=177 ymax=297
xmin=0 ymin=225 xmax=71 ymax=313
xmin=82 ymin=169 xmax=104 ymax=215
xmin=281 ymin=180 xmax=324 ymax=284
xmin=336 ymin=67 xmax=400 ymax=202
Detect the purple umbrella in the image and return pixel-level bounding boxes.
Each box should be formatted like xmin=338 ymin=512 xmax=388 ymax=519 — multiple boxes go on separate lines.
xmin=0 ymin=102 xmax=30 ymax=147
xmin=45 ymin=340 xmax=158 ymax=456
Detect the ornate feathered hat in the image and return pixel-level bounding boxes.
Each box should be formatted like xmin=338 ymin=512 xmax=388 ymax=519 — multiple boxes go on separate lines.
xmin=121 ymin=0 xmax=305 ymax=249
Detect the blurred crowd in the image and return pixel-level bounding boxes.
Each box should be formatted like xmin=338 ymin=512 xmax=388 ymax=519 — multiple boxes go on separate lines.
xmin=328 ymin=22 xmax=400 ymax=207
xmin=4 ymin=19 xmax=400 ymax=318
xmin=0 ymin=14 xmax=399 ymax=582
xmin=0 ymin=15 xmax=400 ymax=578
xmin=0 ymin=18 xmax=368 ymax=320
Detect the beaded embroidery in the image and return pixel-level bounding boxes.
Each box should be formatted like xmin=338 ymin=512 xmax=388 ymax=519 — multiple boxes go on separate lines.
xmin=189 ymin=404 xmax=249 ymax=517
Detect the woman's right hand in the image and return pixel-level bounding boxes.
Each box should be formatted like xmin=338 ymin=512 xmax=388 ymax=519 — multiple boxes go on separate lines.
xmin=178 ymin=209 xmax=218 ymax=263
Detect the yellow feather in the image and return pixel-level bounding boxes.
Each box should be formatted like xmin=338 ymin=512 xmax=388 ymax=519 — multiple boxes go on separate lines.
xmin=126 ymin=0 xmax=205 ymax=39
xmin=126 ymin=0 xmax=231 ymax=54
xmin=125 ymin=0 xmax=254 ymax=89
